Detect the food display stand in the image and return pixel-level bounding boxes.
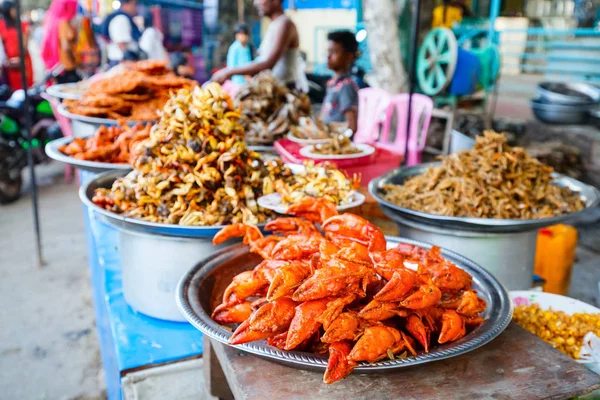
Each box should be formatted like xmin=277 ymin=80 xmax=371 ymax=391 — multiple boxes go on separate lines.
xmin=204 ymin=324 xmax=600 ymax=400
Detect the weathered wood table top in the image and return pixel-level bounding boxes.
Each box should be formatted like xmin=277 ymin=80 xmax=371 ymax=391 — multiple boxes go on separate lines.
xmin=204 ymin=323 xmax=600 ymax=400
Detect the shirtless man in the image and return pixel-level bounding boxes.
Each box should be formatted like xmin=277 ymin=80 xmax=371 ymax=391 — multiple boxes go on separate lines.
xmin=211 ymin=0 xmax=300 ymax=87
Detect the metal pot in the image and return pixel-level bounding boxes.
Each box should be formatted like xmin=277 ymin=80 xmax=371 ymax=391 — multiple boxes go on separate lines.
xmin=119 ymin=227 xmax=228 ymax=322
xmin=537 ymin=82 xmax=600 ymax=105
xmin=530 ymin=98 xmax=590 ymax=125
xmin=382 ymin=207 xmax=537 ymax=290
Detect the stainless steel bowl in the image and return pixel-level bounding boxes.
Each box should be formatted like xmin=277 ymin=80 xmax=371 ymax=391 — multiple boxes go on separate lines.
xmin=368 ymin=163 xmax=600 ymax=233
xmin=530 ymin=98 xmax=590 ymax=125
xmin=177 ymin=238 xmax=513 ymax=372
xmin=45 ymin=135 xmax=133 ymax=173
xmin=537 ymin=82 xmax=600 ymax=105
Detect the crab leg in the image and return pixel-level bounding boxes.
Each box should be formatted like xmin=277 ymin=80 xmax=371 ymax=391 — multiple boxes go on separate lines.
xmin=323 ymin=341 xmax=357 ymax=384
xmin=229 ymin=297 xmax=297 ymax=345
xmin=285 ymin=298 xmax=330 ymax=350
xmin=438 ymin=309 xmax=467 ymax=344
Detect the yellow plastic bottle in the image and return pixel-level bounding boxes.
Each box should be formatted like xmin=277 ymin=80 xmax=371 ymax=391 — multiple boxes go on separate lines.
xmin=533 ymin=224 xmax=578 ymax=295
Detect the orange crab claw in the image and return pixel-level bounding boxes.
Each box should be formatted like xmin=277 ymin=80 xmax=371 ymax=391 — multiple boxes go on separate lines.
xmin=267 ymin=331 xmax=288 ymax=349
xmin=373 ymin=268 xmax=416 ymax=302
xmin=358 ymin=300 xmax=407 ymax=321
xmin=292 ymin=265 xmax=364 ymax=302
xmin=212 ymin=301 xmax=253 ymax=324
xmin=438 ymin=310 xmax=466 ymax=344
xmin=456 ymin=290 xmax=487 ymax=316
xmin=323 ymin=341 xmax=357 ymax=384
xmin=213 ymin=223 xmax=263 ymax=245
xmin=266 ymin=260 xmax=312 ymax=301
xmin=371 ymin=248 xmax=405 ymax=281
xmin=322 ymin=214 xmax=387 ymax=252
xmin=348 ymin=326 xmax=406 ymax=363
xmin=285 ymin=298 xmax=330 ymax=350
xmin=265 ymin=217 xmax=320 ymax=235
xmin=229 ymin=297 xmax=297 ymax=345
xmin=221 ymin=270 xmax=269 ymax=305
xmin=405 ymin=313 xmax=431 ymax=352
xmin=316 ymin=294 xmax=357 ymax=330
xmin=399 ymin=283 xmax=442 ymax=310
xmin=270 ymin=234 xmax=326 ymax=261
xmin=248 ymin=236 xmax=284 ymax=260
xmin=286 ymin=197 xmax=339 ymax=224
xmin=322 ymin=311 xmax=362 ymax=343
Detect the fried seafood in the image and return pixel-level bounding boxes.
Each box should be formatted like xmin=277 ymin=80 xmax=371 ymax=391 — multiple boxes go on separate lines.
xmin=312 ymin=134 xmax=361 ymax=155
xmin=59 ymin=123 xmax=151 ymax=163
xmin=235 ymin=71 xmax=311 ymax=145
xmin=64 ymin=60 xmax=195 ymax=121
xmin=274 ymin=161 xmax=360 ymax=207
xmin=289 ymin=117 xmax=346 ymax=141
xmin=211 ymin=197 xmax=487 ymax=383
xmin=382 ymin=131 xmax=585 ymax=219
xmin=92 ymin=83 xmax=292 ymax=226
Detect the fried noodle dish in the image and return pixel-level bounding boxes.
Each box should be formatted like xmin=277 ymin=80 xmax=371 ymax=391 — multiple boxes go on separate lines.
xmin=211 ymin=198 xmax=487 ymax=383
xmin=312 ymin=134 xmax=362 ymax=155
xmin=382 ymin=131 xmax=585 ymax=219
xmin=92 ymin=83 xmax=292 ymax=226
xmin=64 ymin=60 xmax=196 ymax=121
xmin=275 ymin=161 xmax=360 ymax=206
xmin=59 ymin=123 xmax=151 ymax=163
xmin=289 ymin=117 xmax=346 ymax=141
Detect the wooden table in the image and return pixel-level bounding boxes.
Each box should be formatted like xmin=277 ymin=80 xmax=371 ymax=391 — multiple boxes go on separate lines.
xmin=203 ymin=323 xmax=600 ymax=400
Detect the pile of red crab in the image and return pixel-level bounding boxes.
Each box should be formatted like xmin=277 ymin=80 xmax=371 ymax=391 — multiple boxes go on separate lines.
xmin=211 ymin=198 xmax=487 ymax=384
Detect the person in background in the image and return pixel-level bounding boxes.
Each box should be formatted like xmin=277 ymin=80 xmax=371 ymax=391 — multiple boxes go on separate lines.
xmin=0 ymin=0 xmax=33 ymax=89
xmin=41 ymin=0 xmax=80 ymax=83
xmin=169 ymin=52 xmax=194 ymax=79
xmin=139 ymin=11 xmax=167 ymax=61
xmin=226 ymin=23 xmax=253 ymax=85
xmin=321 ymin=30 xmax=359 ymax=133
xmin=211 ymin=0 xmax=300 ymax=89
xmin=101 ymin=0 xmax=141 ymax=66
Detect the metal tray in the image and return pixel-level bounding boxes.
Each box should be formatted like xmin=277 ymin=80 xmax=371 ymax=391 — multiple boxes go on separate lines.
xmin=58 ymin=104 xmax=156 ymax=126
xmin=80 ymin=169 xmax=265 ymax=238
xmin=177 ymin=238 xmax=513 ymax=372
xmin=369 ymin=163 xmax=600 ymax=233
xmin=45 ymin=135 xmax=132 ymax=173
xmin=45 ymin=82 xmax=85 ymax=100
xmin=537 ymin=82 xmax=600 ymax=105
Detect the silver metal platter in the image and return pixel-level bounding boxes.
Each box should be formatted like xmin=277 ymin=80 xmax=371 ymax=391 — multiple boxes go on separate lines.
xmin=177 ymin=237 xmax=513 ymax=372
xmin=80 ymin=169 xmax=265 ymax=238
xmin=45 ymin=135 xmax=132 ymax=173
xmin=537 ymin=82 xmax=600 ymax=105
xmin=45 ymin=82 xmax=86 ymax=100
xmin=57 ymin=104 xmax=156 ymax=126
xmin=369 ymin=163 xmax=600 ymax=233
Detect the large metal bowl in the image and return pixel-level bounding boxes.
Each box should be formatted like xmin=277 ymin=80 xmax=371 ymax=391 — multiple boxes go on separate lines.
xmin=530 ymin=98 xmax=590 ymax=125
xmin=45 ymin=135 xmax=133 ymax=173
xmin=537 ymin=82 xmax=600 ymax=105
xmin=368 ymin=163 xmax=600 ymax=233
xmin=58 ymin=104 xmax=156 ymax=137
xmin=80 ymin=169 xmax=263 ymax=238
xmin=177 ymin=238 xmax=513 ymax=372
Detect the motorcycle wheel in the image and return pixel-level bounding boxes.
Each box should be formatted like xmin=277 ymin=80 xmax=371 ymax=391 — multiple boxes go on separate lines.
xmin=0 ymin=170 xmax=22 ymax=204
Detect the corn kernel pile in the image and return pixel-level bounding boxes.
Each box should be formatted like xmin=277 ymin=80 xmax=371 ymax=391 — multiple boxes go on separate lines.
xmin=513 ymin=304 xmax=600 ymax=358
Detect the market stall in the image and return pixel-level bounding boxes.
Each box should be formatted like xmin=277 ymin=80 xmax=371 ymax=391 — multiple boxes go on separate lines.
xmin=44 ymin=58 xmax=600 ymax=399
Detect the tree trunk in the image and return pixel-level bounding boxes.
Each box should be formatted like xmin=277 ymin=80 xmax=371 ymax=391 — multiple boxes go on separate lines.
xmin=363 ymin=0 xmax=409 ymax=93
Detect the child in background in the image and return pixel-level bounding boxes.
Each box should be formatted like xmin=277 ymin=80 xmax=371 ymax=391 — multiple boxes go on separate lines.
xmin=321 ymin=30 xmax=359 ymax=133
xmin=226 ymin=24 xmax=253 ymax=86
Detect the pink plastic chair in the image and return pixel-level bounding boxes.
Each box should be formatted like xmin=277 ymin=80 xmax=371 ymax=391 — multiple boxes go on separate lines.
xmin=377 ymin=93 xmax=434 ymax=166
xmin=353 ymin=88 xmax=391 ymax=144
xmin=42 ymin=92 xmax=75 ymax=182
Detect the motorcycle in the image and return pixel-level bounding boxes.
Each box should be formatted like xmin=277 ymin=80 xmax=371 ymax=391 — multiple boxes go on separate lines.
xmin=0 ymin=68 xmax=63 ymax=204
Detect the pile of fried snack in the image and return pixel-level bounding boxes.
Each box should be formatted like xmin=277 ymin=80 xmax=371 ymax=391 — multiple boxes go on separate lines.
xmin=312 ymin=134 xmax=362 ymax=155
xmin=382 ymin=131 xmax=585 ymax=219
xmin=276 ymin=161 xmax=360 ymax=207
xmin=235 ymin=71 xmax=312 ymax=145
xmin=92 ymin=83 xmax=293 ymax=226
xmin=289 ymin=117 xmax=346 ymax=141
xmin=59 ymin=124 xmax=151 ymax=163
xmin=211 ymin=198 xmax=487 ymax=383
xmin=64 ymin=60 xmax=196 ymax=121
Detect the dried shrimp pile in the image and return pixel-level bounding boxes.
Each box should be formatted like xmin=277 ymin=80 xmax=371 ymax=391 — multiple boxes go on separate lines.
xmin=92 ymin=83 xmax=292 ymax=226
xmin=513 ymin=304 xmax=600 ymax=359
xmin=289 ymin=117 xmax=345 ymax=141
xmin=60 ymin=123 xmax=151 ymax=163
xmin=275 ymin=161 xmax=360 ymax=206
xmin=211 ymin=198 xmax=487 ymax=383
xmin=382 ymin=131 xmax=585 ymax=219
xmin=235 ymin=71 xmax=311 ymax=145
xmin=64 ymin=60 xmax=196 ymax=121
xmin=312 ymin=134 xmax=361 ymax=155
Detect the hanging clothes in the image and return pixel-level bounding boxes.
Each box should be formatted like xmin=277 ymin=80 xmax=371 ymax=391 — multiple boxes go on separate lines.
xmin=0 ymin=19 xmax=33 ymax=89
